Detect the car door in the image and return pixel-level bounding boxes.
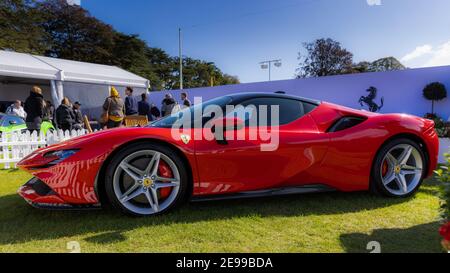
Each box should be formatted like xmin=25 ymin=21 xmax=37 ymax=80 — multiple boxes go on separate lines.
xmin=194 ymin=97 xmax=329 ymax=196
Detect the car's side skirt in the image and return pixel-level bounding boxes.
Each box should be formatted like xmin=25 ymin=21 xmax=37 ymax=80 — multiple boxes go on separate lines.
xmin=190 ymin=184 xmax=335 ymax=202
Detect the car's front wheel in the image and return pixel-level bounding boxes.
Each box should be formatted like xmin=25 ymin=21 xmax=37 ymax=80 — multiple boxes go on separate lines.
xmin=371 ymin=138 xmax=426 ymax=198
xmin=105 ymin=143 xmax=188 ymax=216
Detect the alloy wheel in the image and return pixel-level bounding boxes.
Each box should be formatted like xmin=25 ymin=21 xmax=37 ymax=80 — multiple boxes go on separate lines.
xmin=112 ymin=150 xmax=180 ymax=215
xmin=380 ymin=144 xmax=423 ymax=196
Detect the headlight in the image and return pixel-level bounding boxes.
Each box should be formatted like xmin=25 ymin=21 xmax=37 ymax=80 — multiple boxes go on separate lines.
xmin=44 ymin=150 xmax=79 ymax=165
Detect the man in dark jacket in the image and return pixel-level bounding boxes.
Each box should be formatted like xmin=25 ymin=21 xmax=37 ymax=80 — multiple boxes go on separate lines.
xmin=138 ymin=93 xmax=152 ymax=122
xmin=56 ymin=98 xmax=75 ymax=131
xmin=24 ymin=86 xmax=45 ymax=131
xmin=124 ymin=87 xmax=138 ymax=116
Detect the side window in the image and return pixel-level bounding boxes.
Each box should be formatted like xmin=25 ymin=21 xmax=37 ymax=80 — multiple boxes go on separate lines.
xmin=228 ymin=97 xmax=306 ymax=126
xmin=302 ymin=102 xmax=318 ymax=115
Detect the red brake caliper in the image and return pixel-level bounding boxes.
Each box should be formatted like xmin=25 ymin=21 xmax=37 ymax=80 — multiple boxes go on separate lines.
xmin=158 ymin=160 xmax=173 ymax=199
xmin=382 ymin=160 xmax=388 ymax=177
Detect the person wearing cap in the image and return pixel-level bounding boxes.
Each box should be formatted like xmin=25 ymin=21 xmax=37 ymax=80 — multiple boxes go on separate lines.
xmin=73 ymin=101 xmax=84 ymax=130
xmin=102 ymin=87 xmax=125 ymax=129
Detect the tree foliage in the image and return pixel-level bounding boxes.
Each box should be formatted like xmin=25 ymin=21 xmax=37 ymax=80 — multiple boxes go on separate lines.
xmin=423 ymin=82 xmax=447 ymax=114
xmin=297 ymin=38 xmax=354 ymax=78
xmin=0 ymin=0 xmax=239 ymax=90
xmin=0 ymin=0 xmax=47 ymax=54
xmin=353 ymin=57 xmax=406 ymax=73
xmin=297 ymin=39 xmax=406 ymax=78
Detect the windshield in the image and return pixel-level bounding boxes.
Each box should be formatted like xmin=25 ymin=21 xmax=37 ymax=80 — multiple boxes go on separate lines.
xmin=150 ymin=96 xmax=232 ymax=128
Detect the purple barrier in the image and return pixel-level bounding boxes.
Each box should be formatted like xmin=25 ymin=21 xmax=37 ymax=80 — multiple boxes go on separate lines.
xmin=149 ymin=66 xmax=450 ymax=120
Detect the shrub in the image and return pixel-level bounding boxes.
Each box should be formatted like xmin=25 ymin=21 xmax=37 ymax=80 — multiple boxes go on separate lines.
xmin=435 ymin=153 xmax=450 ymax=220
xmin=424 ymin=114 xmax=449 ymax=138
xmin=436 ymin=153 xmax=450 ymax=251
xmin=423 ymin=82 xmax=447 ymax=115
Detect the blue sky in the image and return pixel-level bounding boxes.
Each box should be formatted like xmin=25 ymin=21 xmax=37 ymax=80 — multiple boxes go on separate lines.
xmin=81 ymin=0 xmax=450 ymax=83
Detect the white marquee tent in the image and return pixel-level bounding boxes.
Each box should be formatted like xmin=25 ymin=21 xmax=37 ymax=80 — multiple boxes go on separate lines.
xmin=0 ymin=50 xmax=150 ymax=119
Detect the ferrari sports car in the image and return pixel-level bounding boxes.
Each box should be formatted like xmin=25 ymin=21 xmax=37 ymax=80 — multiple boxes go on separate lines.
xmin=17 ymin=93 xmax=439 ymax=216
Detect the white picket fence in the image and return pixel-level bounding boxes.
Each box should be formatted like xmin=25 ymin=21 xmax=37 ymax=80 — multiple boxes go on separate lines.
xmin=0 ymin=129 xmax=89 ymax=169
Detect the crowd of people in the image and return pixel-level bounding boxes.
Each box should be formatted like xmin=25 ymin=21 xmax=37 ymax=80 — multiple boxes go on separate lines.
xmin=3 ymin=85 xmax=193 ymax=131
xmin=3 ymin=86 xmax=84 ymax=132
xmin=101 ymin=86 xmax=191 ymax=129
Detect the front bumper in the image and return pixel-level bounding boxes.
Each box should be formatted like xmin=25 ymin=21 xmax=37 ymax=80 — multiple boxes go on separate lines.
xmin=18 ymin=178 xmax=101 ymax=211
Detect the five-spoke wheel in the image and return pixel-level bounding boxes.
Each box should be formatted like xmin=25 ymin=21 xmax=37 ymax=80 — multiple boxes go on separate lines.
xmin=105 ymin=143 xmax=187 ymax=216
xmin=372 ymin=138 xmax=426 ymax=197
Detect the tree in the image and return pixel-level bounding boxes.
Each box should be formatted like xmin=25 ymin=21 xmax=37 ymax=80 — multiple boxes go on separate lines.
xmin=37 ymin=0 xmax=115 ymax=64
xmin=111 ymin=33 xmax=152 ymax=82
xmin=423 ymin=82 xmax=447 ymax=115
xmin=0 ymin=0 xmax=47 ymax=54
xmin=367 ymin=57 xmax=405 ymax=72
xmin=1 ymin=0 xmax=239 ymax=91
xmin=145 ymin=47 xmax=178 ymax=91
xmin=297 ymin=38 xmax=353 ymax=78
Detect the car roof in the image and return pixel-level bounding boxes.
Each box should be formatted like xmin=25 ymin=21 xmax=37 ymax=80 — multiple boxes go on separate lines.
xmin=227 ymin=92 xmax=321 ymax=105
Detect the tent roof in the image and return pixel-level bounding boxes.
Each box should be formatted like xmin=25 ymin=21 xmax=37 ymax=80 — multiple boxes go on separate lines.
xmin=0 ymin=50 xmax=149 ymax=88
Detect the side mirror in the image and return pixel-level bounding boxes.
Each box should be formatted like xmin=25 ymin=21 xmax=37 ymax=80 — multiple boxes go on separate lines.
xmin=211 ymin=117 xmax=244 ymax=132
xmin=9 ymin=120 xmax=17 ymax=125
xmin=211 ymin=117 xmax=244 ymax=145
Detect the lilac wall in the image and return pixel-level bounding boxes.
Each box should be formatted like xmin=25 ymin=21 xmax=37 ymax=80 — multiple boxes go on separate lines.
xmin=149 ymin=66 xmax=450 ymax=120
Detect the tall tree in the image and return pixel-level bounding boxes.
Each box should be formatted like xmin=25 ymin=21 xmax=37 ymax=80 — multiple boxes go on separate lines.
xmin=297 ymin=38 xmax=353 ymax=78
xmin=1 ymin=0 xmax=239 ymax=90
xmin=145 ymin=47 xmax=178 ymax=91
xmin=0 ymin=0 xmax=47 ymax=54
xmin=111 ymin=33 xmax=152 ymax=81
xmin=37 ymin=0 xmax=115 ymax=64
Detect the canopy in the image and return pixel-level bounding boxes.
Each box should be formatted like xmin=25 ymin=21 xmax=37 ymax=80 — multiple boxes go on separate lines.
xmin=0 ymin=50 xmax=150 ymax=88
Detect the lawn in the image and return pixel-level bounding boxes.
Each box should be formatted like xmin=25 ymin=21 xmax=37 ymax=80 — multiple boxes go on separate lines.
xmin=0 ymin=168 xmax=444 ymax=253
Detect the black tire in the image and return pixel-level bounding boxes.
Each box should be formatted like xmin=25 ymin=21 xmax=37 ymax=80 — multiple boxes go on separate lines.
xmin=371 ymin=138 xmax=427 ymax=198
xmin=104 ymin=142 xmax=188 ymax=216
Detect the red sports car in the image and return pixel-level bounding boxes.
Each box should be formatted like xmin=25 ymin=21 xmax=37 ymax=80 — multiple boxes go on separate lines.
xmin=17 ymin=93 xmax=439 ymax=216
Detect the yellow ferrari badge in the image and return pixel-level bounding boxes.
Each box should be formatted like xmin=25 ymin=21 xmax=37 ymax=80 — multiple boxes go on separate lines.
xmin=180 ymin=134 xmax=191 ymax=145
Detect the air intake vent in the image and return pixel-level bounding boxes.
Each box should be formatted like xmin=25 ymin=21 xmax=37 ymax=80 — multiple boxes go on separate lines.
xmin=328 ymin=116 xmax=367 ymax=133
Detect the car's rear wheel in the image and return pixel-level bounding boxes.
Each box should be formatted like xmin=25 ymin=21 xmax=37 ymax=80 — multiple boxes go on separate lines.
xmin=105 ymin=143 xmax=188 ymax=216
xmin=372 ymin=138 xmax=426 ymax=198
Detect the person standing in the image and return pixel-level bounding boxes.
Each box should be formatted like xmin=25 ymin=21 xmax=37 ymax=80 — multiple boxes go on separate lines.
xmin=181 ymin=92 xmax=192 ymax=108
xmin=138 ymin=93 xmax=152 ymax=122
xmin=102 ymin=87 xmax=125 ymax=129
xmin=161 ymin=93 xmax=177 ymax=117
xmin=6 ymin=100 xmax=27 ymax=120
xmin=124 ymin=87 xmax=138 ymax=116
xmin=44 ymin=100 xmax=55 ymax=125
xmin=150 ymin=103 xmax=161 ymax=120
xmin=56 ymin=97 xmax=75 ymax=131
xmin=24 ymin=86 xmax=45 ymax=131
xmin=73 ymin=101 xmax=84 ymax=130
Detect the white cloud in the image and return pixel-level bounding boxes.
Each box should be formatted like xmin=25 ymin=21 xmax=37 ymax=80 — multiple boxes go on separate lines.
xmin=401 ymin=41 xmax=450 ymax=68
xmin=400 ymin=45 xmax=433 ymax=63
xmin=424 ymin=41 xmax=450 ymax=67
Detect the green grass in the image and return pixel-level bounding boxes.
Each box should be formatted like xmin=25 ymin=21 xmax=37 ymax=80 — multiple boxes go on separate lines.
xmin=0 ymin=168 xmax=444 ymax=253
